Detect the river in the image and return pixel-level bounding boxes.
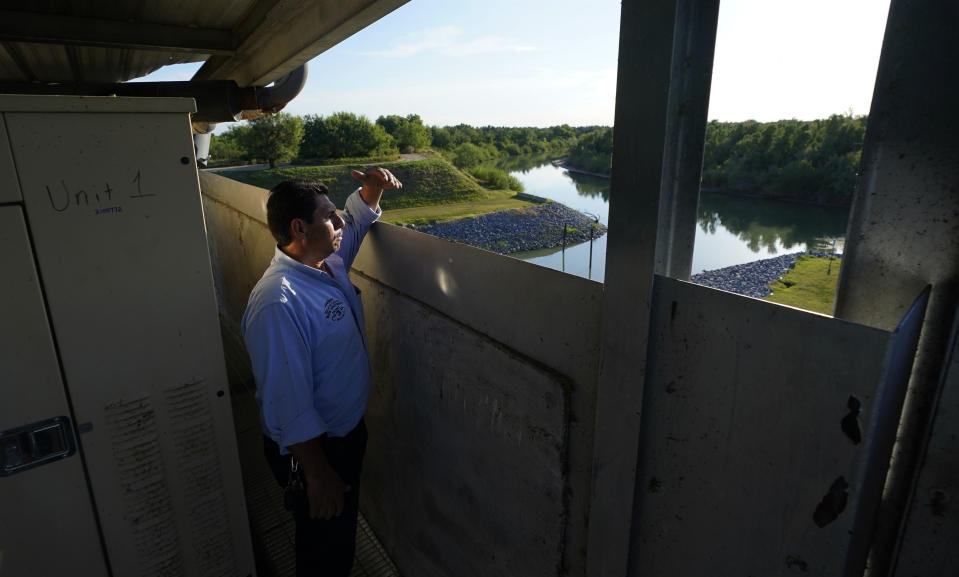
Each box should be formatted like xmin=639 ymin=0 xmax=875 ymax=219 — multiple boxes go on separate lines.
xmin=504 ymin=160 xmax=850 ymax=282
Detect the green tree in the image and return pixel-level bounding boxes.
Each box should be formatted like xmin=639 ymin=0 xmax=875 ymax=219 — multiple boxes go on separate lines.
xmin=302 ymin=112 xmax=394 ymax=160
xmin=246 ymin=113 xmax=304 ymax=168
xmin=431 ymin=126 xmax=453 ymax=149
xmin=395 ymin=116 xmax=431 ymax=152
xmin=449 ymin=124 xmax=481 ymax=147
xmin=701 ymin=114 xmax=866 ymax=204
xmin=549 ymin=124 xmax=576 ymax=141
xmin=375 ymin=114 xmax=404 ymax=135
xmin=567 ymin=127 xmax=613 ymax=174
xmin=376 ymin=114 xmax=431 ymax=152
xmin=209 ymin=124 xmax=251 ymax=164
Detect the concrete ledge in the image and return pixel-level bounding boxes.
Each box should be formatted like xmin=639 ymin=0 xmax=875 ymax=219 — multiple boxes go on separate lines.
xmin=354 ymin=224 xmax=603 ymax=387
xmin=200 ymin=170 xmax=269 ymax=226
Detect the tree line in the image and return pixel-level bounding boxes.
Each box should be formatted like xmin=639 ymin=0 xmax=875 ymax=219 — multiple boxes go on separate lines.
xmin=558 ymin=114 xmax=867 ymax=205
xmin=210 ymin=112 xmax=600 ymax=192
xmin=702 ymin=114 xmax=867 ymax=205
xmin=210 ymin=112 xmax=867 ymax=205
xmin=210 ymin=112 xmax=595 ymax=167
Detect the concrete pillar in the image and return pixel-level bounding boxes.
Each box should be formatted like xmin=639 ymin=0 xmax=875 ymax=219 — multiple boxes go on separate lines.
xmin=655 ymin=1 xmax=719 ymax=280
xmin=586 ymin=0 xmax=719 ymax=575
xmin=832 ymin=0 xmax=959 ymax=574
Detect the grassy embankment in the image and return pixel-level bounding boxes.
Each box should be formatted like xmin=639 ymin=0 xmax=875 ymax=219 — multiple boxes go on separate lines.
xmin=764 ymin=255 xmax=842 ymax=315
xmin=221 ymin=157 xmax=536 ymax=226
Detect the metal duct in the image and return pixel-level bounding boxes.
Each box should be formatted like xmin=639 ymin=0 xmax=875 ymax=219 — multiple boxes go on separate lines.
xmin=0 ymin=64 xmax=309 ymax=124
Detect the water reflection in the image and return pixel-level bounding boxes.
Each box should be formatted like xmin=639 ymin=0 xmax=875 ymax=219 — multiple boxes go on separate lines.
xmin=697 ymin=191 xmax=849 ymax=254
xmin=565 ymin=171 xmax=610 ymax=201
xmin=504 ymin=158 xmax=851 ymax=279
xmin=494 ymin=153 xmax=556 ymax=173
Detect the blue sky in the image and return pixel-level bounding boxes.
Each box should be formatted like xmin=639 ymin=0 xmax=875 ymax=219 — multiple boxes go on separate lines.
xmin=144 ymin=0 xmax=891 ymax=128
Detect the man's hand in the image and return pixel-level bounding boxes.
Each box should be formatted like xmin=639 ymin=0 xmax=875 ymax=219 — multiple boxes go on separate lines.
xmin=351 ymin=167 xmax=403 ymax=190
xmin=288 ymin=437 xmax=350 ymax=519
xmin=305 ymin=467 xmax=351 ymax=520
xmin=351 ymin=167 xmax=402 ymax=210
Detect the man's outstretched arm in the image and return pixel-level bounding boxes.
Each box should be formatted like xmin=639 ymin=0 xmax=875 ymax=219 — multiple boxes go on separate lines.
xmin=335 ymin=167 xmax=403 ymax=270
xmin=350 ymin=167 xmax=402 ymax=212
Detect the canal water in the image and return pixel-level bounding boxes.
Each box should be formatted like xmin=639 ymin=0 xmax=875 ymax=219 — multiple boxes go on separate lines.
xmin=507 ymin=161 xmax=850 ymax=282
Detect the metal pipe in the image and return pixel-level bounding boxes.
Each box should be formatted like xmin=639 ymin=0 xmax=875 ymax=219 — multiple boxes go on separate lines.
xmin=0 ymin=63 xmax=309 ymax=123
xmin=193 ymin=133 xmax=211 ymax=167
xmin=254 ymin=65 xmax=308 ymax=115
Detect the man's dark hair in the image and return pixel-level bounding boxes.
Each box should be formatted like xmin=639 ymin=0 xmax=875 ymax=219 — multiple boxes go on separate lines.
xmin=266 ymin=179 xmax=330 ymax=246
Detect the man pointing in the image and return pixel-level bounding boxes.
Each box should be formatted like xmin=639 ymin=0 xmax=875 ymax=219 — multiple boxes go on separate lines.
xmin=242 ymin=167 xmax=402 ymax=576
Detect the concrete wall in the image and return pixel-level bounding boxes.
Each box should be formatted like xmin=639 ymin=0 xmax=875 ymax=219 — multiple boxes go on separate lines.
xmin=359 ymin=276 xmax=572 ymax=576
xmin=354 ymin=224 xmax=602 ymax=577
xmin=831 ymin=2 xmax=959 ymax=574
xmin=197 ymin=171 xmax=602 ymax=576
xmin=198 ymin=172 xmax=275 ymax=392
xmin=895 ymin=309 xmax=959 ymax=576
xmin=628 ymin=276 xmax=924 ymax=576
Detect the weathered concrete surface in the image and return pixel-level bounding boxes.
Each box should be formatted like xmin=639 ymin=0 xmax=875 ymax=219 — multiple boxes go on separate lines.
xmin=894 ymin=306 xmax=959 ymax=577
xmin=832 ymin=1 xmax=959 ymax=574
xmin=359 ymin=274 xmax=572 ymax=577
xmin=199 ymin=171 xmax=274 ymax=325
xmin=355 ymin=224 xmax=603 ymax=576
xmin=355 ymin=225 xmax=603 ymax=577
xmin=199 ymin=171 xmax=275 ymax=391
xmin=629 ymin=276 xmax=915 ymax=576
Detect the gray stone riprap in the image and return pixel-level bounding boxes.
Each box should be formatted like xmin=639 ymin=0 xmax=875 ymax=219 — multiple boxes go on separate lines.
xmin=410 ymin=202 xmax=608 ymax=254
xmin=690 ymin=251 xmax=840 ymax=298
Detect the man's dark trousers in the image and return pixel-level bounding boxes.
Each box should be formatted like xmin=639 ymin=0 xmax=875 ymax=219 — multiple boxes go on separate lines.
xmin=264 ymin=420 xmax=368 ymax=577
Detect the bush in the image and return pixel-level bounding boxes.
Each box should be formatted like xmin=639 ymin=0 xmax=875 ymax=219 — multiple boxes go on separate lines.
xmin=469 ymin=166 xmax=524 ymax=192
xmin=452 ymin=142 xmax=489 ymax=169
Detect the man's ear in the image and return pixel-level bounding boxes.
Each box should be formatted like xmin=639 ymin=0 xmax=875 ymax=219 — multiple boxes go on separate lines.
xmin=290 ymin=218 xmax=306 ymax=240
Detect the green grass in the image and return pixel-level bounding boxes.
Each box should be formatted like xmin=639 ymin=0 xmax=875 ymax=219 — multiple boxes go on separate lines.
xmin=380 ymin=192 xmax=535 ymax=226
xmin=764 ymin=255 xmax=842 ymax=315
xmin=220 ymin=156 xmax=539 ymax=225
xmin=295 ymin=152 xmax=402 ymax=166
xmin=221 ymin=157 xmax=495 ymax=210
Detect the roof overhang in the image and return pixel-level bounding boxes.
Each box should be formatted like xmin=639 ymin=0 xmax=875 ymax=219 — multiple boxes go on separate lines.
xmin=0 ymin=0 xmax=408 ymax=87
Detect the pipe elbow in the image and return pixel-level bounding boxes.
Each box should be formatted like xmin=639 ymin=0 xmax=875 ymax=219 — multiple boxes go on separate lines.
xmin=255 ymin=64 xmax=309 ymax=114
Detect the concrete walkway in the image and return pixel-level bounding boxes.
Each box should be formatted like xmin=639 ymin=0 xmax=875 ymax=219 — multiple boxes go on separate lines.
xmin=232 ymin=388 xmax=400 ymax=577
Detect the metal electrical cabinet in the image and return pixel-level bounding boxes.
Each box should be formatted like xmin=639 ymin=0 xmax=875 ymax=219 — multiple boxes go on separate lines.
xmin=0 ymin=95 xmax=255 ymax=577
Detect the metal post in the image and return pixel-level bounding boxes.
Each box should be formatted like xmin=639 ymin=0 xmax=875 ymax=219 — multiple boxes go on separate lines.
xmin=588 ymin=220 xmax=595 ymax=280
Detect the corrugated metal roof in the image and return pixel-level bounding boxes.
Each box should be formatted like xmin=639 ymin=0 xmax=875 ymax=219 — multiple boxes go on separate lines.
xmin=0 ymin=0 xmax=408 ymax=88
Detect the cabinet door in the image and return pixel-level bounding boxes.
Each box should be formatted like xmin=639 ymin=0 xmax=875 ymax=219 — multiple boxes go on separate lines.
xmin=7 ymin=103 xmax=253 ymax=577
xmin=0 ymin=206 xmax=109 ymax=576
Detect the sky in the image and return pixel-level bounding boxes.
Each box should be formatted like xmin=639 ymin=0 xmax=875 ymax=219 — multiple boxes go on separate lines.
xmin=142 ymin=0 xmax=891 ymax=129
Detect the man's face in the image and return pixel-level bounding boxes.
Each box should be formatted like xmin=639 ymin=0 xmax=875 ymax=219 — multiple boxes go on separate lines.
xmin=303 ymin=194 xmax=344 ymax=261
